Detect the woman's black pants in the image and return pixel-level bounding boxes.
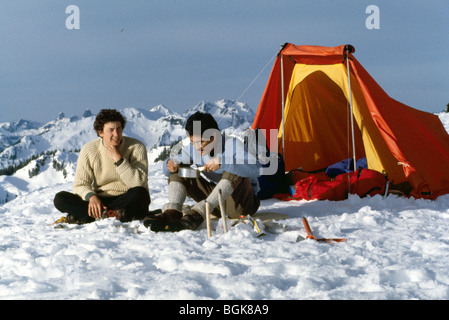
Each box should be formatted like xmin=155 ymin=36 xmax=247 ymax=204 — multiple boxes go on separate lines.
xmin=54 ymin=187 xmax=151 ymax=224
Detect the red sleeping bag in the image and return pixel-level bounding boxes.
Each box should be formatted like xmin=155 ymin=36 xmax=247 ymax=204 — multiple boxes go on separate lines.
xmin=292 ymin=168 xmax=387 ymax=201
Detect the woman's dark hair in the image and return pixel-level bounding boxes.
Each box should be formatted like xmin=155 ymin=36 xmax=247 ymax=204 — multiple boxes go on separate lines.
xmin=185 ymin=111 xmax=219 ymax=136
xmin=93 ymin=109 xmax=126 ymax=136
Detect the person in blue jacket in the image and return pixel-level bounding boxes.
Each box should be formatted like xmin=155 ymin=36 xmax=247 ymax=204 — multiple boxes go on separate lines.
xmin=144 ymin=111 xmax=261 ymax=232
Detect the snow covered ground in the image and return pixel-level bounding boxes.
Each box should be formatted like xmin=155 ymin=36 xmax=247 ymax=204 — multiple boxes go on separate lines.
xmin=1 ymin=159 xmax=449 ymax=300
xmin=1 ymin=112 xmax=449 ymax=301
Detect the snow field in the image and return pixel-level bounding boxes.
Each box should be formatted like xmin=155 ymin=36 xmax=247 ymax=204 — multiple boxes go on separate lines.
xmin=1 ymin=112 xmax=449 ymax=300
xmin=2 ymin=161 xmax=449 ymax=300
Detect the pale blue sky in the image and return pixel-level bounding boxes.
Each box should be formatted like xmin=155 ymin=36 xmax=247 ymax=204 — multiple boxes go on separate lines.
xmin=1 ymin=0 xmax=448 ymax=123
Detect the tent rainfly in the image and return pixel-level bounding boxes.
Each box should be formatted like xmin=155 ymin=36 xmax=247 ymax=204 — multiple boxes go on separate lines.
xmin=252 ymin=43 xmax=449 ymax=199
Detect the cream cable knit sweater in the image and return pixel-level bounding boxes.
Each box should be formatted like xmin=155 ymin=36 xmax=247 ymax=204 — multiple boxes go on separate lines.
xmin=73 ymin=136 xmax=149 ymax=200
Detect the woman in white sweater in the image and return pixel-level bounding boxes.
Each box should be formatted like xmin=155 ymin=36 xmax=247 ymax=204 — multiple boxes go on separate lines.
xmin=54 ymin=109 xmax=151 ymax=224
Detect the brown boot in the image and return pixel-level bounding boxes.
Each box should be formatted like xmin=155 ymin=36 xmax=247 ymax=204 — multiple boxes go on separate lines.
xmin=143 ymin=210 xmax=183 ymax=232
xmin=180 ymin=211 xmax=204 ymax=230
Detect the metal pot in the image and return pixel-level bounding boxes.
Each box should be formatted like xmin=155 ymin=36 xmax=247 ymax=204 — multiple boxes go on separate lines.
xmin=178 ymin=167 xmax=199 ymax=178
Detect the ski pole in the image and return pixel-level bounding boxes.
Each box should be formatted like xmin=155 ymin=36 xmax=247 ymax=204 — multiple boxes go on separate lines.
xmin=218 ymin=189 xmax=228 ymax=233
xmin=206 ymin=201 xmax=212 ymax=238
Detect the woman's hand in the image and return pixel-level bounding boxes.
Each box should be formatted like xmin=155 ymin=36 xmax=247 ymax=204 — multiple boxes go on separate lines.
xmin=88 ymin=195 xmax=107 ymax=219
xmin=106 ymin=145 xmax=122 ymax=163
xmin=167 ymin=159 xmax=180 ymax=173
xmin=204 ymin=158 xmax=220 ymax=172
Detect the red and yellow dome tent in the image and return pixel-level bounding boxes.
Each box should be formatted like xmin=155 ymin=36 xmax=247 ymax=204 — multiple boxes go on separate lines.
xmin=252 ymin=43 xmax=449 ymax=199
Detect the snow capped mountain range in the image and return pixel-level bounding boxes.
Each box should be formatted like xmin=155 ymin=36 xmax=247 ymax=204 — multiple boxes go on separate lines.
xmin=0 ymin=100 xmax=255 ymax=203
xmin=0 ymin=100 xmax=255 ymax=169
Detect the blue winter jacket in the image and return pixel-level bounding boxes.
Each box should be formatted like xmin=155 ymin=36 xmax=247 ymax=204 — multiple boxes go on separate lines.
xmin=163 ymin=135 xmax=261 ymax=194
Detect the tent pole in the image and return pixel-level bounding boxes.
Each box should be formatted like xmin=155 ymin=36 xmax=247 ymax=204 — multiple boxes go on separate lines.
xmin=281 ymin=54 xmax=285 ymax=159
xmin=346 ymin=51 xmax=356 ymax=171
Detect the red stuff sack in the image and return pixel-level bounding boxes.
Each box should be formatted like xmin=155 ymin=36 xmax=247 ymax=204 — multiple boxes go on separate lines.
xmin=292 ymin=168 xmax=387 ymax=201
xmin=293 ymin=174 xmax=348 ymax=201
xmin=347 ymin=168 xmax=387 ymax=197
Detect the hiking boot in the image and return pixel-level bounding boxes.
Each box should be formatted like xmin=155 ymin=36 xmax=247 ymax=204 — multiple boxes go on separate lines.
xmin=146 ymin=209 xmax=162 ymax=217
xmin=180 ymin=211 xmax=204 ymax=230
xmin=66 ymin=214 xmax=94 ymax=225
xmin=102 ymin=208 xmax=125 ymax=220
xmin=143 ymin=209 xmax=184 ymax=232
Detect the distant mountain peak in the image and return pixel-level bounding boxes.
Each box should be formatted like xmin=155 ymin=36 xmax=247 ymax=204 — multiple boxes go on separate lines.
xmin=150 ymin=104 xmax=173 ymax=115
xmin=182 ymin=99 xmax=255 ymax=131
xmin=0 ymin=100 xmax=256 ymax=171
xmin=56 ymin=112 xmax=65 ymax=120
xmin=82 ymin=110 xmax=93 ymax=118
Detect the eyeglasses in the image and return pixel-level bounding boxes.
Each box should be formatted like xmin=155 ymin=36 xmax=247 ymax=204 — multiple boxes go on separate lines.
xmin=191 ymin=139 xmax=212 ymax=147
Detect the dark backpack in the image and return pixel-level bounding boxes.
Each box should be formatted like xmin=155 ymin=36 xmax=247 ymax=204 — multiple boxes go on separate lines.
xmin=247 ymin=128 xmax=289 ymax=200
xmin=257 ymin=152 xmax=289 ymax=200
